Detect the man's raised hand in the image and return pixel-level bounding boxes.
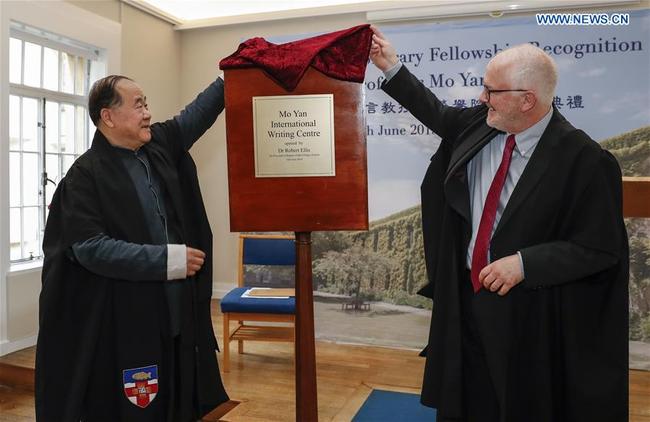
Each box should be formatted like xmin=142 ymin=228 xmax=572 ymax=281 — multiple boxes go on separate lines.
xmin=369 ymin=25 xmax=399 ymax=72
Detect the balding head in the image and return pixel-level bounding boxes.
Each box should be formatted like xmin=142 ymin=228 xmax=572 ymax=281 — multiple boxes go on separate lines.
xmin=489 ymin=43 xmax=558 ymax=108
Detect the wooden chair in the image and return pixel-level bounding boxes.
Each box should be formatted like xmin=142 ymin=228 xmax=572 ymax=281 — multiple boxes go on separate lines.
xmin=220 ymin=234 xmax=296 ymax=372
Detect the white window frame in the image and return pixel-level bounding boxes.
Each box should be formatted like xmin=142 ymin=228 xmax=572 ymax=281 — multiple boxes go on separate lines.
xmin=8 ymin=28 xmax=97 ymax=264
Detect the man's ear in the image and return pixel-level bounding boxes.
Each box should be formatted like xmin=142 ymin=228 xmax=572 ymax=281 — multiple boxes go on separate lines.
xmin=100 ymin=108 xmax=115 ymax=128
xmin=521 ymin=92 xmax=537 ymax=113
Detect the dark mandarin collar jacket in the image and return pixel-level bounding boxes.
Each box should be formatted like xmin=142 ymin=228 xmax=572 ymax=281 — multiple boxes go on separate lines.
xmin=36 ymin=112 xmax=228 ymax=421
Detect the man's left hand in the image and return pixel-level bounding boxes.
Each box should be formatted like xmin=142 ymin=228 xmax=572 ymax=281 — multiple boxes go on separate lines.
xmin=479 ymin=254 xmax=524 ymax=296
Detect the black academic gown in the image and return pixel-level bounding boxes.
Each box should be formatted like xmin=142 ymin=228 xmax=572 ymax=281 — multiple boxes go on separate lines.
xmin=383 ymin=66 xmax=628 ymax=421
xmin=35 ymin=120 xmax=228 ymax=421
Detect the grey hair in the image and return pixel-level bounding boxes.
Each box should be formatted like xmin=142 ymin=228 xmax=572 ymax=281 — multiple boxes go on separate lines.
xmin=491 ymin=43 xmax=558 ymax=107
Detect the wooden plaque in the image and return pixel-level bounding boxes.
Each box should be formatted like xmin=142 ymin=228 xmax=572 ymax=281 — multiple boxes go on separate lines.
xmin=224 ymin=67 xmax=368 ymax=232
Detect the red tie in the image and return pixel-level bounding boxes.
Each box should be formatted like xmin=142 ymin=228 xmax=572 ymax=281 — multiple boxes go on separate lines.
xmin=470 ymin=134 xmax=516 ymax=293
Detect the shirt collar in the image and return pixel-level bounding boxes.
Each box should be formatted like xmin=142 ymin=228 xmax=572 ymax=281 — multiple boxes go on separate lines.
xmin=111 ymin=143 xmax=144 ymax=157
xmin=508 ymin=107 xmax=553 ymax=157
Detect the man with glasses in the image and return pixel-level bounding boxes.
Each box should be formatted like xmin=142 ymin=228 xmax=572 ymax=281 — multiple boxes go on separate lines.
xmin=369 ymin=26 xmax=628 ymax=422
xmin=36 ymin=74 xmax=229 ymax=421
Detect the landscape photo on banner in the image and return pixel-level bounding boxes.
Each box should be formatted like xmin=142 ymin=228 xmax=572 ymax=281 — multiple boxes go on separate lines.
xmin=262 ymin=9 xmax=650 ymax=366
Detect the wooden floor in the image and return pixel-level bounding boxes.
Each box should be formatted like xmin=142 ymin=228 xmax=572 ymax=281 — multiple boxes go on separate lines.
xmin=1 ymin=301 xmax=649 ymax=421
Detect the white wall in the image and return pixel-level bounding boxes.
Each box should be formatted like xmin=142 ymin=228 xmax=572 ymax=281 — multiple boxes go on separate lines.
xmin=120 ymin=3 xmax=181 ymax=124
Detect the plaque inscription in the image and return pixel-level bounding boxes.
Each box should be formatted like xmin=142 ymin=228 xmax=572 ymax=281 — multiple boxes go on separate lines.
xmin=253 ymin=94 xmax=335 ymax=178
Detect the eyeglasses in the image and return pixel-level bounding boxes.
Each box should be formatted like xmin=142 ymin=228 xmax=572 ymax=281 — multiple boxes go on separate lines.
xmin=483 ymin=87 xmax=529 ymax=102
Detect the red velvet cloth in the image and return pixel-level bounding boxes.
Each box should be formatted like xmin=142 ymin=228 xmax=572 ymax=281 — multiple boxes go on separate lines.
xmin=219 ymin=24 xmax=372 ymax=91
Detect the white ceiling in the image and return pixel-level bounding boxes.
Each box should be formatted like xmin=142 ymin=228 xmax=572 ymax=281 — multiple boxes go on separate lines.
xmin=141 ymin=0 xmax=380 ymax=21
xmin=125 ymin=0 xmax=640 ymax=29
xmin=125 ymin=0 xmax=490 ymax=27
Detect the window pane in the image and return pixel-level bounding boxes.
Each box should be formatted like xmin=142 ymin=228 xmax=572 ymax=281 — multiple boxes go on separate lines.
xmin=22 ymin=152 xmax=40 ymax=207
xmin=89 ymin=59 xmax=106 ymax=96
xmin=22 ymin=97 xmax=39 ymax=152
xmin=62 ymin=155 xmax=75 ymax=178
xmin=60 ymin=104 xmax=75 ymax=153
xmin=45 ymin=154 xmax=60 ymax=205
xmin=9 ymin=38 xmax=22 ymax=84
xmin=75 ymin=56 xmax=86 ymax=95
xmin=61 ymin=52 xmax=74 ymax=94
xmin=23 ymin=207 xmax=40 ymax=259
xmin=23 ymin=41 xmax=42 ymax=88
xmin=87 ymin=112 xmax=92 ymax=142
xmin=9 ymin=152 xmax=20 ymax=207
xmin=10 ymin=208 xmax=22 ymax=260
xmin=46 ymin=101 xmax=60 ymax=153
xmin=43 ymin=47 xmax=59 ymax=91
xmin=76 ymin=106 xmax=87 ymax=153
xmin=9 ymin=95 xmax=20 ymax=150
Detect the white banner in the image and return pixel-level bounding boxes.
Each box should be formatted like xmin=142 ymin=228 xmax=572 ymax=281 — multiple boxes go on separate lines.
xmin=363 ymin=9 xmax=649 ymax=220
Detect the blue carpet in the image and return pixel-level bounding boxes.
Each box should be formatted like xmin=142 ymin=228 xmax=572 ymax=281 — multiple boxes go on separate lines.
xmin=352 ymin=389 xmax=437 ymax=421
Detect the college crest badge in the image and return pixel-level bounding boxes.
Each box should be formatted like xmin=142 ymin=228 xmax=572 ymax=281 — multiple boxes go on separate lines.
xmin=123 ymin=365 xmax=159 ymax=408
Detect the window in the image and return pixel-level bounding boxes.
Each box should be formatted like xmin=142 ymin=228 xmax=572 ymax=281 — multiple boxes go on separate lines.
xmin=8 ymin=24 xmax=104 ymax=263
